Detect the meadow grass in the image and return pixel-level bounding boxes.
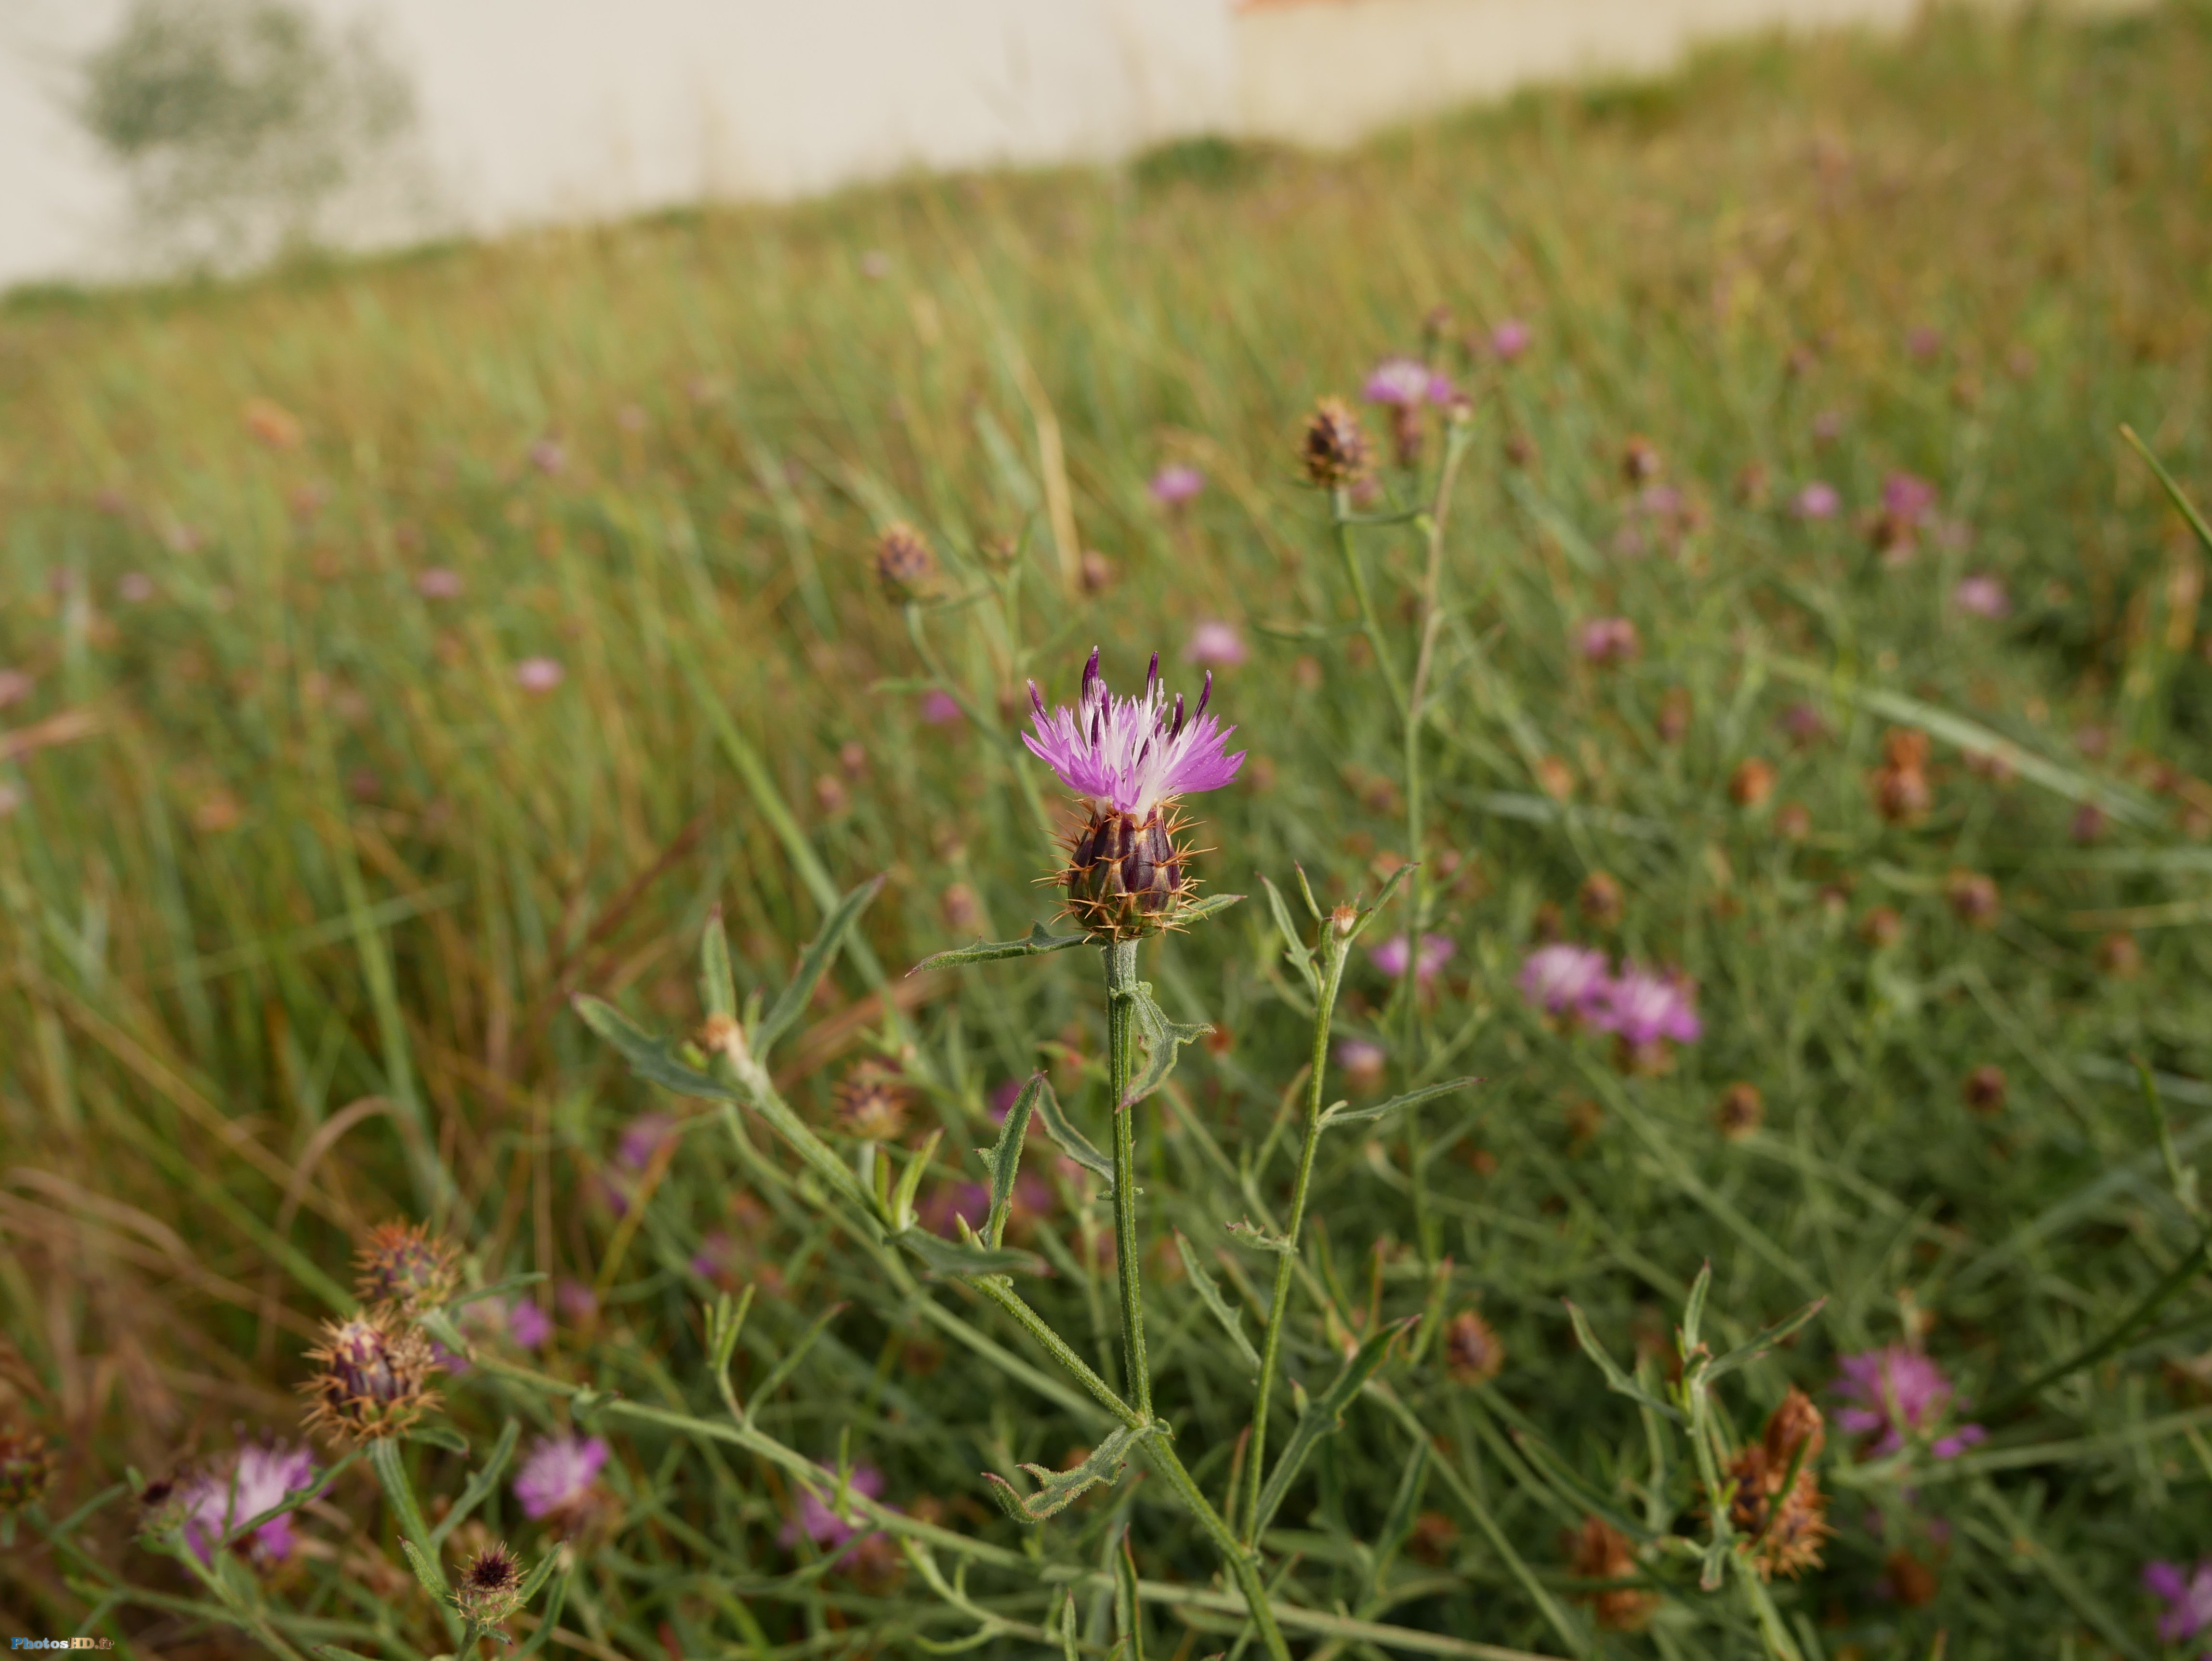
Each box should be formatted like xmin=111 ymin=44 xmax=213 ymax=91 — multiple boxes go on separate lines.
xmin=4 ymin=4 xmax=2212 ymax=1656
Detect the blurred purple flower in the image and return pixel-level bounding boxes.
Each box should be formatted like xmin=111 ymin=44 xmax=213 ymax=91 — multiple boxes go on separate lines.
xmin=180 ymin=1443 xmax=318 ymax=1566
xmin=515 ymin=657 xmax=565 ymax=694
xmin=1362 ymin=357 xmax=1451 ymax=408
xmin=781 ymin=1463 xmax=885 ymax=1551
xmin=2146 ymin=1560 xmax=2212 ymax=1643
xmin=528 ymin=438 xmax=566 ymax=475
xmin=506 ymin=1299 xmax=553 ymax=1350
xmin=920 ymin=1182 xmax=991 ymax=1238
xmin=0 ymin=670 xmax=34 ymax=709
xmin=556 ymin=1279 xmax=598 ymax=1321
xmin=920 ymin=689 xmax=963 ymax=725
xmin=1370 ymin=932 xmax=1455 ymax=983
xmin=118 ymin=572 xmax=156 ymax=603
xmin=1184 ymin=621 xmax=1247 ymax=667
xmin=1906 ymin=325 xmax=1943 ymax=362
xmin=690 ymin=1230 xmax=740 ymax=1280
xmin=1587 ymin=964 xmax=1701 ymax=1046
xmin=1518 ymin=945 xmax=1610 ymax=1016
xmin=1833 ymin=1347 xmax=1986 ymax=1459
xmin=859 ymin=250 xmax=892 ymax=280
xmin=1791 ymin=482 xmax=1840 ymax=520
xmin=1882 ymin=472 xmax=1938 ymax=524
xmin=619 ymin=1113 xmax=678 ymax=1171
xmin=1149 ymin=465 xmax=1205 ymax=506
xmin=1810 ymin=409 xmax=1844 ymax=444
xmin=1953 ymin=574 xmax=2009 ymax=618
xmin=989 ymin=1078 xmax=1027 ymax=1122
xmin=1578 ymin=617 xmax=1640 ymax=665
xmin=1336 ymin=1037 xmax=1387 ymax=1087
xmin=515 ymin=1434 xmax=609 ymax=1520
xmin=1489 ymin=319 xmax=1532 ymax=362
xmin=415 ymin=567 xmax=464 ymax=599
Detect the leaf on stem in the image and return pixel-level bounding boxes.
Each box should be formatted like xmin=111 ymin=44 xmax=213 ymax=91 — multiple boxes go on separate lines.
xmin=895 ymin=1228 xmax=1047 ymax=1278
xmin=428 ymin=1419 xmax=520 ymax=1548
xmin=403 ymin=1423 xmax=470 ymax=1455
xmin=1702 ymin=1296 xmax=1829 ymax=1384
xmin=1224 ymin=1217 xmax=1294 ymax=1255
xmin=573 ymin=995 xmax=737 ymax=1102
xmin=911 ymin=920 xmax=1092 ymax=973
xmin=983 ymin=1074 xmax=1044 ymax=1247
xmin=1679 ymin=1261 xmax=1714 ymax=1358
xmin=743 ymin=1303 xmax=850 ymax=1427
xmin=701 ymin=906 xmax=738 ymax=1020
xmin=1258 ymin=875 xmax=1319 ymax=994
xmin=757 ymin=875 xmax=886 ymax=1055
xmin=1032 ymin=1074 xmax=1114 ymax=1189
xmin=1563 ymin=1299 xmax=1684 ymax=1423
xmin=1320 ymin=1076 xmax=1484 ymax=1127
xmin=1123 ymin=981 xmax=1210 ymax=1107
xmin=398 ymin=1537 xmax=445 ymax=1601
xmin=1176 ymin=891 xmax=1246 ymax=927
xmin=983 ymin=1422 xmax=1156 ymax=1524
xmin=1173 ymin=1231 xmax=1261 ymax=1375
xmin=1249 ymin=1316 xmax=1414 ymax=1537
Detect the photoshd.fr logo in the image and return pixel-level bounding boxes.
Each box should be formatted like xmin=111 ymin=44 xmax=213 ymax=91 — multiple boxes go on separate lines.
xmin=11 ymin=1641 xmax=113 ymax=1650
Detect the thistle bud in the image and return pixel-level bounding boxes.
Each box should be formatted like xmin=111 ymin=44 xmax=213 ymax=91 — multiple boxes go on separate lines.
xmin=1620 ymin=436 xmax=1662 ymax=485
xmin=834 ymin=1061 xmax=912 ymax=1142
xmin=1723 ymin=1389 xmax=1830 ymax=1580
xmin=1962 ymin=1064 xmax=2006 ymax=1114
xmin=1944 ymin=869 xmax=2000 ymax=928
xmin=0 ymin=1418 xmax=57 ymax=1514
xmin=874 ymin=523 xmax=940 ymax=603
xmin=1062 ymin=807 xmax=1190 ymax=940
xmin=1442 ymin=1310 xmax=1504 ymax=1385
xmin=300 ymin=1311 xmax=438 ymax=1446
xmin=1577 ymin=871 xmax=1624 ymax=929
xmin=1715 ymin=1082 xmax=1764 ymax=1140
xmin=355 ymin=1220 xmax=461 ymax=1309
xmin=1300 ymin=397 xmax=1372 ymax=489
xmin=455 ymin=1542 xmax=526 ymax=1627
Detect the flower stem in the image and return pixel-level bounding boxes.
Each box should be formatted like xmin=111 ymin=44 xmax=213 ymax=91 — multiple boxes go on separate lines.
xmin=1104 ymin=936 xmax=1152 ymax=1419
xmin=1331 ymin=490 xmax=1409 ymax=719
xmin=1238 ymin=924 xmax=1350 ymax=1545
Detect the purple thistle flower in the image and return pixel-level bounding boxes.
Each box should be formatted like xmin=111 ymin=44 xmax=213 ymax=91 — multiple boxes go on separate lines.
xmin=556 ymin=1279 xmax=598 ymax=1320
xmin=618 ymin=1113 xmax=677 ymax=1171
xmin=1370 ymin=932 xmax=1456 ymax=983
xmin=1336 ymin=1037 xmax=1387 ymax=1086
xmin=2146 ymin=1560 xmax=2212 ymax=1643
xmin=514 ymin=1433 xmax=609 ymax=1521
xmin=506 ymin=1299 xmax=553 ymax=1350
xmin=920 ymin=689 xmax=963 ymax=726
xmin=1952 ymin=574 xmax=2010 ymax=618
xmin=1518 ymin=944 xmax=1611 ymax=1016
xmin=1023 ymin=647 xmax=1244 ymax=819
xmin=180 ymin=1442 xmax=318 ymax=1565
xmin=1578 ymin=617 xmax=1640 ymax=665
xmin=781 ymin=1462 xmax=886 ymax=1551
xmin=1586 ymin=964 xmax=1701 ymax=1046
xmin=1362 ymin=357 xmax=1438 ymax=408
xmin=1489 ymin=319 xmax=1532 ymax=362
xmin=414 ymin=567 xmax=464 ymax=599
xmin=1184 ymin=621 xmax=1247 ymax=667
xmin=1832 ymin=1347 xmax=1986 ymax=1459
xmin=1791 ymin=482 xmax=1840 ymax=520
xmin=514 ymin=657 xmax=565 ymax=694
xmin=1148 ymin=465 xmax=1204 ymax=506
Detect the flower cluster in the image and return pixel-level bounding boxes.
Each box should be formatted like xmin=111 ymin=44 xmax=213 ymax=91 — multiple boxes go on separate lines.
xmin=1831 ymin=1346 xmax=1986 ymax=1460
xmin=1518 ymin=945 xmax=1701 ymax=1060
xmin=178 ymin=1443 xmax=319 ymax=1566
xmin=1722 ymin=1389 xmax=1831 ymax=1580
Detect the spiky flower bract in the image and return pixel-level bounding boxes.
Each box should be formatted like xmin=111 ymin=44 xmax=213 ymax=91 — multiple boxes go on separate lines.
xmin=455 ymin=1541 xmax=526 ymax=1626
xmin=874 ymin=522 xmax=940 ymax=603
xmin=1299 ymin=396 xmax=1372 ymax=488
xmin=354 ymin=1219 xmax=461 ymax=1309
xmin=1722 ymin=1389 xmax=1832 ymax=1580
xmin=1023 ymin=647 xmax=1244 ymax=940
xmin=299 ymin=1310 xmax=438 ymax=1446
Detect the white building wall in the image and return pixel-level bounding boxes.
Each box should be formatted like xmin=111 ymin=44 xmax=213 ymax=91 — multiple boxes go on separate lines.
xmin=0 ymin=0 xmax=2150 ymax=290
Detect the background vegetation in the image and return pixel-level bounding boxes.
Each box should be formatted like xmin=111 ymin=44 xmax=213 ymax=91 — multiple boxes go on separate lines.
xmin=4 ymin=3 xmax=2212 ymax=1655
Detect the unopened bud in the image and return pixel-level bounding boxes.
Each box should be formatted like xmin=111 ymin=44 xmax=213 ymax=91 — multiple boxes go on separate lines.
xmin=455 ymin=1542 xmax=526 ymax=1626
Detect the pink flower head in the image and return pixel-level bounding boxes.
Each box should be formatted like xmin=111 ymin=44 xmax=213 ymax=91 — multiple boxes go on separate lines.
xmin=506 ymin=1298 xmax=553 ymax=1350
xmin=415 ymin=567 xmax=464 ymax=599
xmin=1578 ymin=617 xmax=1640 ymax=666
xmin=1370 ymin=932 xmax=1456 ymax=983
xmin=0 ymin=670 xmax=34 ymax=709
xmin=1906 ymin=325 xmax=1943 ymax=362
xmin=1832 ymin=1347 xmax=1986 ymax=1459
xmin=1882 ymin=472 xmax=1938 ymax=524
xmin=556 ymin=1279 xmax=598 ymax=1321
xmin=1952 ymin=575 xmax=2010 ymax=619
xmin=781 ymin=1462 xmax=886 ymax=1551
xmin=618 ymin=1112 xmax=678 ymax=1171
xmin=1336 ymin=1037 xmax=1387 ymax=1082
xmin=515 ymin=657 xmax=565 ymax=694
xmin=514 ymin=1433 xmax=609 ymax=1520
xmin=2146 ymin=1560 xmax=2212 ymax=1643
xmin=118 ymin=572 xmax=156 ymax=603
xmin=1489 ymin=319 xmax=1532 ymax=362
xmin=1023 ymin=647 xmax=1244 ymax=819
xmin=1587 ymin=964 xmax=1701 ymax=1046
xmin=1791 ymin=482 xmax=1840 ymax=520
xmin=180 ymin=1442 xmax=318 ymax=1565
xmin=1149 ymin=465 xmax=1205 ymax=506
xmin=920 ymin=689 xmax=963 ymax=726
xmin=920 ymin=1181 xmax=992 ymax=1239
xmin=528 ymin=438 xmax=566 ymax=475
xmin=1362 ymin=357 xmax=1448 ymax=408
xmin=1518 ymin=944 xmax=1610 ymax=1016
xmin=1184 ymin=621 xmax=1247 ymax=667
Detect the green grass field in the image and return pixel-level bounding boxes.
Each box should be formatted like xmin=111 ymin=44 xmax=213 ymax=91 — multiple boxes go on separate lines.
xmin=5 ymin=4 xmax=2212 ymax=1657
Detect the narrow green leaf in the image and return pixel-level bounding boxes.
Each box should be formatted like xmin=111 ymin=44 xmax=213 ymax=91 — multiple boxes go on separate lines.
xmin=2121 ymin=423 xmax=2212 ymax=559
xmin=429 ymin=1420 xmax=520 ymax=1548
xmin=1033 ymin=1075 xmax=1114 ymax=1189
xmin=1563 ymin=1299 xmax=1683 ymax=1422
xmin=982 ymin=1422 xmax=1155 ymax=1523
xmin=911 ymin=920 xmax=1091 ymax=973
xmin=890 ymin=1128 xmax=944 ymax=1232
xmin=894 ymin=1228 xmax=1048 ymax=1277
xmin=1340 ymin=863 xmax=1418 ymax=945
xmin=757 ymin=875 xmax=887 ymax=1055
xmin=1250 ymin=1317 xmax=1412 ymax=1536
xmin=1173 ymin=1230 xmax=1260 ymax=1375
xmin=1703 ymin=1296 xmax=1829 ymax=1384
xmin=404 ymin=1423 xmax=470 ymax=1455
xmin=984 ymin=1074 xmax=1043 ymax=1248
xmin=1123 ymin=981 xmax=1210 ymax=1107
xmin=1680 ymin=1261 xmax=1715 ymax=1357
xmin=398 ymin=1537 xmax=444 ymax=1600
xmin=573 ymin=995 xmax=737 ymax=1101
xmin=1115 ymin=1524 xmax=1146 ymax=1661
xmin=446 ymin=1272 xmax=549 ymax=1310
xmin=1322 ymin=1076 xmax=1484 ymax=1127
xmin=743 ymin=1303 xmax=850 ymax=1426
xmin=701 ymin=907 xmax=738 ymax=1020
xmin=1258 ymin=874 xmax=1319 ymax=993
xmin=1176 ymin=891 xmax=1245 ymax=927
xmin=1224 ymin=1217 xmax=1294 ymax=1255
